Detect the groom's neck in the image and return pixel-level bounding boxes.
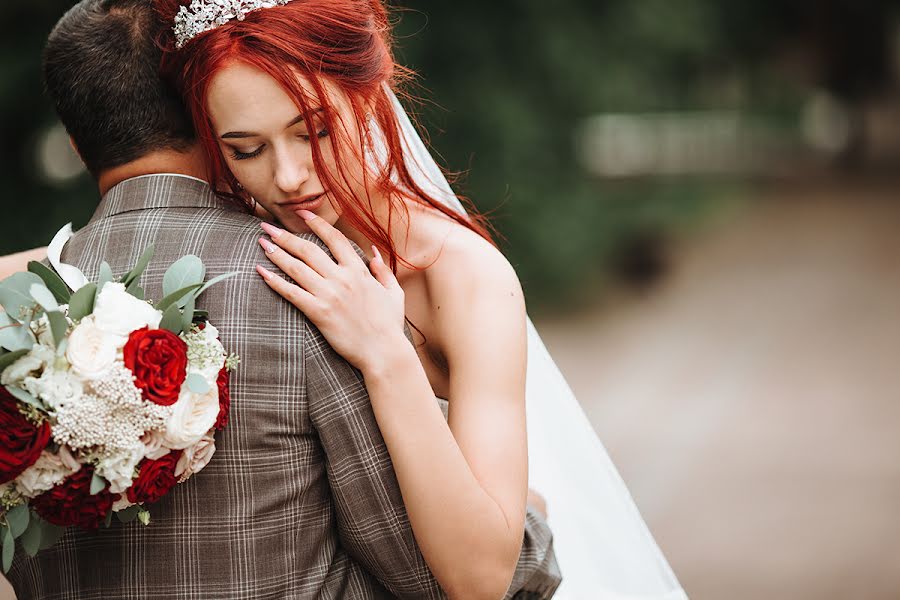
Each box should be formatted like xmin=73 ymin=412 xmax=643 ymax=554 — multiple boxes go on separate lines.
xmin=97 ymin=146 xmax=209 ymax=196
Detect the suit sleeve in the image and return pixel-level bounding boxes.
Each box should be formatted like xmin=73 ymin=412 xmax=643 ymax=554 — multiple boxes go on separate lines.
xmin=304 ymin=318 xmax=447 ymax=599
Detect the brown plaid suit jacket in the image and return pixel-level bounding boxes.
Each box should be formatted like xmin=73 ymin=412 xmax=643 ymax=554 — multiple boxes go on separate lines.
xmin=7 ymin=175 xmax=561 ymax=599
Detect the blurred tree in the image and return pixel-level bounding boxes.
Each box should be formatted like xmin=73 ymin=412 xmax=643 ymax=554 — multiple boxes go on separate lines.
xmin=3 ymin=0 xmax=900 ymax=309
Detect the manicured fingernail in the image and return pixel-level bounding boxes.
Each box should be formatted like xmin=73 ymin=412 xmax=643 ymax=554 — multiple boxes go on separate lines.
xmin=372 ymin=245 xmax=383 ymax=263
xmin=298 ymin=210 xmax=316 ymax=221
xmin=260 ymin=222 xmax=284 ymax=238
xmin=259 ymin=237 xmax=277 ymax=254
xmin=256 ymin=265 xmax=274 ymax=280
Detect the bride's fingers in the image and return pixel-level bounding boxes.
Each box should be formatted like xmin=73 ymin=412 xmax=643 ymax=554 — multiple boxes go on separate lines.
xmin=297 ymin=210 xmax=364 ymax=268
xmin=259 ymin=227 xmax=337 ymax=278
xmin=369 ymin=246 xmax=400 ymax=291
xmin=259 ymin=238 xmax=326 ymax=293
xmin=256 ymin=265 xmax=321 ymax=319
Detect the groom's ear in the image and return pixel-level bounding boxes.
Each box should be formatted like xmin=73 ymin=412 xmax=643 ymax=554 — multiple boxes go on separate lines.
xmin=68 ymin=136 xmax=86 ymax=165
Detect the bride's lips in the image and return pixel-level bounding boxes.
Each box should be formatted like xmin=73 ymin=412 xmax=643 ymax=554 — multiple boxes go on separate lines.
xmin=279 ymin=193 xmax=326 ymax=214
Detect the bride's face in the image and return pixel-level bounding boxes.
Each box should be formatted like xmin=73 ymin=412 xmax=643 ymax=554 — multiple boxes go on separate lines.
xmin=206 ymin=62 xmax=367 ymax=234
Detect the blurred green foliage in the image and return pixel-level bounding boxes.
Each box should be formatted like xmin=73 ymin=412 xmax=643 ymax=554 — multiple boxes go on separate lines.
xmin=2 ymin=0 xmax=898 ymax=309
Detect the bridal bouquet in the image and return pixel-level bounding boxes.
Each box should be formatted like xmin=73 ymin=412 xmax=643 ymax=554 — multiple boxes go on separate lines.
xmin=0 ymin=249 xmax=238 ymax=571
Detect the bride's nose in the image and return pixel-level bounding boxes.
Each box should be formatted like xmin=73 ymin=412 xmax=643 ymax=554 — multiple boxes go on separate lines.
xmin=273 ymin=147 xmax=310 ymax=194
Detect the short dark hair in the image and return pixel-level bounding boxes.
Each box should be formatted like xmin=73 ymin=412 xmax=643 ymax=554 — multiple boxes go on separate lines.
xmin=42 ymin=0 xmax=194 ymax=176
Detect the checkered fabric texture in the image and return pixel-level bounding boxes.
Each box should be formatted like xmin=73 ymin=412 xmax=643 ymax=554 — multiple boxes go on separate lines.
xmin=7 ymin=175 xmax=561 ymax=599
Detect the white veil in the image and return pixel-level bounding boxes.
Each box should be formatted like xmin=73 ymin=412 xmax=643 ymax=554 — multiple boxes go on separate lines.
xmin=382 ymin=87 xmax=688 ymax=600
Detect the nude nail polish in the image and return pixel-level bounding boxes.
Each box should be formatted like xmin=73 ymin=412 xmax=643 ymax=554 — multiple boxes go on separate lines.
xmin=260 ymin=222 xmax=284 ymax=238
xmin=259 ymin=238 xmax=277 ymax=254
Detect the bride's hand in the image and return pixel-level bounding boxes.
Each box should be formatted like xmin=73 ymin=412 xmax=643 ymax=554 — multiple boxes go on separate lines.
xmin=255 ymin=210 xmax=406 ymax=372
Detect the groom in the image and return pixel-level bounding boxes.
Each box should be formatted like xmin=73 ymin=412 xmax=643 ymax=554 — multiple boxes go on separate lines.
xmin=6 ymin=0 xmax=561 ymax=598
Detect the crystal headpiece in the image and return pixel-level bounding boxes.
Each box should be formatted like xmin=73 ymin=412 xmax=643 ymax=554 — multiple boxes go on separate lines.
xmin=173 ymin=0 xmax=294 ymax=49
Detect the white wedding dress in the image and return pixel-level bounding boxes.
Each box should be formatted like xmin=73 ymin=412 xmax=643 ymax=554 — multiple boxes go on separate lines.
xmin=48 ymin=89 xmax=688 ymax=600
xmin=384 ymin=89 xmax=688 ymax=600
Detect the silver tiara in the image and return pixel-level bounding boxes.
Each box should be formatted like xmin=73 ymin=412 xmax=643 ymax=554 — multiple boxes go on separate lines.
xmin=173 ymin=0 xmax=294 ymax=49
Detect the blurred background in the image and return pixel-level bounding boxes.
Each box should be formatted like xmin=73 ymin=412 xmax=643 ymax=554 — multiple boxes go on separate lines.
xmin=4 ymin=0 xmax=900 ymax=598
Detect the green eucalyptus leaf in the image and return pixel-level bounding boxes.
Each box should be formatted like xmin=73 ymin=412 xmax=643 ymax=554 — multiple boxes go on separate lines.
xmin=67 ymin=283 xmax=97 ymax=321
xmin=96 ymin=262 xmax=114 ymax=297
xmin=195 ymin=272 xmax=238 ymax=297
xmin=181 ymin=295 xmax=195 ymax=334
xmin=90 ymin=473 xmax=107 ymax=495
xmin=120 ymin=245 xmax=155 ymax=287
xmin=126 ymin=277 xmax=144 ymax=301
xmin=185 ymin=373 xmax=210 ymax=394
xmin=103 ymin=510 xmax=113 ymax=529
xmin=156 ymin=283 xmax=203 ymax=313
xmin=6 ymin=505 xmax=29 ymax=539
xmin=159 ymin=304 xmax=183 ymax=334
xmin=0 ymin=317 xmax=35 ymax=352
xmin=47 ymin=311 xmax=68 ymax=347
xmin=29 ymin=284 xmax=58 ymax=313
xmin=116 ymin=505 xmax=141 ymax=523
xmin=0 ymin=272 xmax=44 ymax=321
xmin=37 ymin=521 xmax=65 ymax=551
xmin=163 ymin=256 xmax=205 ymax=303
xmin=27 ymin=262 xmax=71 ymax=304
xmin=1 ymin=525 xmax=13 ymax=573
xmin=19 ymin=517 xmax=41 ymax=557
xmin=4 ymin=386 xmax=44 ymax=411
xmin=55 ymin=337 xmax=68 ymax=358
xmin=0 ymin=350 xmax=29 ymax=376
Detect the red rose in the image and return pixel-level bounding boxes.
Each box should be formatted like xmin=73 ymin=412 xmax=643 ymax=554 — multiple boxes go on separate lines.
xmin=124 ymin=327 xmax=188 ymax=406
xmin=0 ymin=387 xmax=51 ymax=484
xmin=214 ymin=367 xmax=230 ymax=431
xmin=126 ymin=450 xmax=182 ymax=505
xmin=32 ymin=467 xmax=117 ymax=529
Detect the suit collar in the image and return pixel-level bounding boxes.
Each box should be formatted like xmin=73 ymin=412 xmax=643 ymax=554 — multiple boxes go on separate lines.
xmin=94 ymin=174 xmax=236 ymax=220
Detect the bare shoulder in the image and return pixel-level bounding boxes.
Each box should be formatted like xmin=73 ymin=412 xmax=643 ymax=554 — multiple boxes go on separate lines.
xmin=424 ymin=224 xmax=527 ymax=367
xmin=426 ymin=224 xmax=525 ymax=312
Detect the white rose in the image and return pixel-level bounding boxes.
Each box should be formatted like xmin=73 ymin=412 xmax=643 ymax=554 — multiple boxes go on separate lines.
xmin=15 ymin=450 xmax=80 ymax=498
xmin=201 ymin=322 xmax=219 ymax=341
xmin=93 ymin=283 xmax=162 ymax=340
xmin=175 ymin=433 xmax=216 ymax=481
xmin=96 ymin=442 xmax=146 ymax=494
xmin=163 ymin=387 xmax=219 ymax=450
xmin=65 ymin=316 xmax=119 ymax=380
xmin=1 ymin=345 xmax=54 ymax=386
xmin=23 ymin=368 xmax=84 ymax=411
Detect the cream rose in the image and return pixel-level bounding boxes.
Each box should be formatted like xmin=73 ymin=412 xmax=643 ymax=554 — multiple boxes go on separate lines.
xmin=141 ymin=429 xmax=171 ymax=460
xmin=66 ymin=316 xmax=118 ymax=380
xmin=175 ymin=433 xmax=216 ymax=481
xmin=93 ymin=282 xmax=162 ymax=340
xmin=163 ymin=386 xmax=219 ymax=450
xmin=15 ymin=449 xmax=81 ymax=498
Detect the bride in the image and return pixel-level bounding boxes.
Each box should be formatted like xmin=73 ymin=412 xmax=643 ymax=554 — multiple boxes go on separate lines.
xmin=7 ymin=1 xmax=687 ymax=598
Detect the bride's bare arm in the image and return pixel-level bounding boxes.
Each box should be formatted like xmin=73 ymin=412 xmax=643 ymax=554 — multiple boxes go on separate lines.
xmin=0 ymin=247 xmax=49 ymax=280
xmin=257 ymin=215 xmax=529 ymax=600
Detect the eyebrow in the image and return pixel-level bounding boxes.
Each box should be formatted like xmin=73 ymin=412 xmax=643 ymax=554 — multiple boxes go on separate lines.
xmin=221 ymin=108 xmax=324 ymax=139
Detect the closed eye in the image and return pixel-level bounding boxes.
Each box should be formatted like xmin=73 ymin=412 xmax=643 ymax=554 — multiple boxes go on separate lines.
xmin=229 ymin=145 xmax=265 ymax=161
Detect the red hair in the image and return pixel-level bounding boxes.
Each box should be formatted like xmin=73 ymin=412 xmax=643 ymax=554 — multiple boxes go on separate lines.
xmin=154 ymin=0 xmax=494 ymax=270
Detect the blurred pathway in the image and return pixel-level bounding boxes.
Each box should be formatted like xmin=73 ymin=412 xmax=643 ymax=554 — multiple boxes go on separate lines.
xmin=3 ymin=179 xmax=899 ymax=599
xmin=535 ymin=178 xmax=900 ymax=600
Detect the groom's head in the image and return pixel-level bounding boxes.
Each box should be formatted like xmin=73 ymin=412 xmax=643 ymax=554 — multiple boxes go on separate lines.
xmin=42 ymin=0 xmax=195 ymax=177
